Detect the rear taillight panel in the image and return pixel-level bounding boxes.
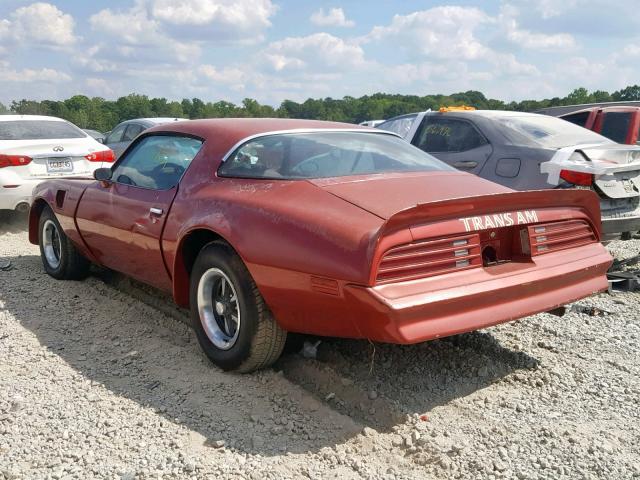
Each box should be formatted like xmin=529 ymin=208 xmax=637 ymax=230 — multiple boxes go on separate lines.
xmin=0 ymin=154 xmax=32 ymax=168
xmin=375 ymin=219 xmax=597 ymax=285
xmin=376 ymin=233 xmax=482 ymax=284
xmin=527 ymin=220 xmax=596 ymax=255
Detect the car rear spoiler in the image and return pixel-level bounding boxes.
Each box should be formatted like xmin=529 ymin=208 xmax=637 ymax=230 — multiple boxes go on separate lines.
xmin=379 ymin=189 xmax=602 ymax=237
xmin=541 ymin=144 xmax=640 ymax=185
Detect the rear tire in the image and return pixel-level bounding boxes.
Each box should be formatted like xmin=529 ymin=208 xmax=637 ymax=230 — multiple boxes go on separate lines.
xmin=189 ymin=242 xmax=287 ymax=373
xmin=38 ymin=206 xmax=90 ymax=280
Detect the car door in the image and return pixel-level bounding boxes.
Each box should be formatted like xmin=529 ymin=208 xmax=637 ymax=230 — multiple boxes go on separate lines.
xmin=104 ymin=123 xmax=129 ymax=159
xmin=411 ymin=116 xmax=493 ymax=175
xmin=75 ymin=134 xmax=204 ymax=290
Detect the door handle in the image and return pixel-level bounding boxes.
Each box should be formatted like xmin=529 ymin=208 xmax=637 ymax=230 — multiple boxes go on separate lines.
xmin=149 ymin=207 xmax=164 ymax=216
xmin=453 ymin=161 xmax=478 ymax=169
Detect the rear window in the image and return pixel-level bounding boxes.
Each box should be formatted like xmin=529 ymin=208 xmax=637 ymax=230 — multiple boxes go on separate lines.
xmin=600 ymin=112 xmax=631 ymax=143
xmin=218 ymin=131 xmax=453 ymax=180
xmin=0 ymin=120 xmax=86 ymax=140
xmin=376 ymin=115 xmax=417 ymax=137
xmin=495 ymin=115 xmax=612 ymax=148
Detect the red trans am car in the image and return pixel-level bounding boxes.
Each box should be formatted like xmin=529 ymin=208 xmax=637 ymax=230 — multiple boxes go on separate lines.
xmin=29 ymin=119 xmax=612 ymax=372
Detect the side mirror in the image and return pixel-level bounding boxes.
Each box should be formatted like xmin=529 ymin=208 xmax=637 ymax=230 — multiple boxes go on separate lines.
xmin=94 ymin=168 xmax=113 ymax=185
xmin=97 ymin=137 xmax=104 ymax=144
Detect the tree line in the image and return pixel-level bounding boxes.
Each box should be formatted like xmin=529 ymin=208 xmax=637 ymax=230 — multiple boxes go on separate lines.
xmin=1 ymin=85 xmax=639 ymax=133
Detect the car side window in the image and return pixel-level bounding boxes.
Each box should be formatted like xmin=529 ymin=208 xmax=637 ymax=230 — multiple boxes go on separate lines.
xmin=414 ymin=117 xmax=487 ymax=153
xmin=562 ymin=111 xmax=590 ymax=127
xmin=111 ymin=135 xmax=203 ymax=190
xmin=106 ymin=124 xmax=126 ymax=144
xmin=376 ymin=115 xmax=417 ymax=137
xmin=123 ymin=124 xmax=145 ymax=142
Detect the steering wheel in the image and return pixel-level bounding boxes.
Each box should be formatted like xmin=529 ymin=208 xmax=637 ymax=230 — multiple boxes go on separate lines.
xmin=116 ymin=174 xmax=137 ymax=186
xmin=290 ymin=160 xmax=320 ymax=176
xmin=151 ymin=163 xmax=185 ymax=176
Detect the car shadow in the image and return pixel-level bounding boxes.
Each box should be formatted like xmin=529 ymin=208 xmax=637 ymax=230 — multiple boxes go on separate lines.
xmin=0 ymin=211 xmax=28 ymax=234
xmin=1 ymin=252 xmax=539 ymax=457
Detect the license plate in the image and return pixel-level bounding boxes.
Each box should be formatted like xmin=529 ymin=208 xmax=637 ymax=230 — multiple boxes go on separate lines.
xmin=46 ymin=157 xmax=73 ymax=173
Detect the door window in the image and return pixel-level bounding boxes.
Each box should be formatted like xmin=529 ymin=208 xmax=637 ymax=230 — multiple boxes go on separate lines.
xmin=123 ymin=123 xmax=145 ymax=142
xmin=106 ymin=124 xmax=126 ymax=144
xmin=414 ymin=117 xmax=487 ymax=153
xmin=111 ymin=135 xmax=203 ymax=190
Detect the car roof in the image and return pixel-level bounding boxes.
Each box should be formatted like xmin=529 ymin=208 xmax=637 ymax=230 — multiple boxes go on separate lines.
xmin=384 ymin=110 xmax=549 ymax=123
xmin=146 ymin=117 xmax=376 ymax=139
xmin=145 ymin=118 xmax=383 ymax=157
xmin=129 ymin=117 xmax=185 ymax=124
xmin=0 ymin=115 xmax=68 ymax=122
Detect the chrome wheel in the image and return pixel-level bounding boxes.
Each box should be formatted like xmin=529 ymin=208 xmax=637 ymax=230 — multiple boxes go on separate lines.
xmin=42 ymin=219 xmax=62 ymax=269
xmin=197 ymin=268 xmax=240 ymax=350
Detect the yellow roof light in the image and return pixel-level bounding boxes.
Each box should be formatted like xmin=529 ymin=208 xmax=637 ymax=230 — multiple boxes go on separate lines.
xmin=439 ymin=105 xmax=476 ymax=112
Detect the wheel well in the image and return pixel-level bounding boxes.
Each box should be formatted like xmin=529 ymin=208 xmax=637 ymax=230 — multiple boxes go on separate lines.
xmin=173 ymin=229 xmax=232 ymax=307
xmin=28 ymin=199 xmax=48 ymax=245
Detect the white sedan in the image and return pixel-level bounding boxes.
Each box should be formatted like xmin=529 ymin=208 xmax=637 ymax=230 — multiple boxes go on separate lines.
xmin=0 ymin=115 xmax=115 ymax=212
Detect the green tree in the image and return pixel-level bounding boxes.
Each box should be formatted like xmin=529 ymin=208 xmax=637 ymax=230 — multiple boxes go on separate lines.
xmin=566 ymin=87 xmax=592 ymax=104
xmin=0 ymin=102 xmax=8 ymax=114
xmin=613 ymin=85 xmax=640 ymax=101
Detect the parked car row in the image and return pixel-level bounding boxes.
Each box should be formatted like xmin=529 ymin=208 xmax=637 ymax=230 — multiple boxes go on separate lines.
xmin=5 ymin=104 xmax=636 ymax=373
xmin=28 ymin=117 xmax=613 ymax=373
xmin=0 ymin=115 xmax=115 ymax=212
xmin=1 ymin=115 xmax=184 ymax=212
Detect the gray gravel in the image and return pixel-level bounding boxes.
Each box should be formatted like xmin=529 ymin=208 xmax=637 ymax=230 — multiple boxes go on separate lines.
xmin=0 ymin=212 xmax=639 ymax=479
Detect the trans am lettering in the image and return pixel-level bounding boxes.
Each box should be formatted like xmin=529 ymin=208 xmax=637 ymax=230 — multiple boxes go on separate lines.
xmin=459 ymin=210 xmax=539 ymax=232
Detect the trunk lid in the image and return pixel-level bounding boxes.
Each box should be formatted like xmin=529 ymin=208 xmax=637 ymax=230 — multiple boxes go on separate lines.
xmin=0 ymin=138 xmax=107 ymax=179
xmin=310 ymin=171 xmax=511 ymax=219
xmin=581 ymin=145 xmax=640 ymax=199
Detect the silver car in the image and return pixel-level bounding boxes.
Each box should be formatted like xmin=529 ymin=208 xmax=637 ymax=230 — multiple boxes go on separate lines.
xmin=104 ymin=118 xmax=184 ymax=158
xmin=378 ymin=110 xmax=640 ymax=240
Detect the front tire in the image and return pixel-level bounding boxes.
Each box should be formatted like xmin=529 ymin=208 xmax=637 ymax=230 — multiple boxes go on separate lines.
xmin=38 ymin=206 xmax=90 ymax=280
xmin=190 ymin=242 xmax=286 ymax=373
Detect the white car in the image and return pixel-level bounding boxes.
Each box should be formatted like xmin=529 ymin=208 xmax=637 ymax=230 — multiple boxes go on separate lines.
xmin=0 ymin=115 xmax=114 ymax=212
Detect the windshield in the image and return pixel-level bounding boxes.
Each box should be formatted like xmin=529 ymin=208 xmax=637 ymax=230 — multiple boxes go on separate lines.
xmin=496 ymin=115 xmax=612 ymax=148
xmin=218 ymin=131 xmax=454 ymax=180
xmin=0 ymin=120 xmax=86 ymax=140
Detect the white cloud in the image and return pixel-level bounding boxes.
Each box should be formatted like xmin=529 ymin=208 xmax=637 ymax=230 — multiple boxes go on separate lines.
xmin=263 ymin=33 xmax=365 ymax=72
xmin=198 ymin=65 xmax=247 ymax=89
xmin=0 ymin=63 xmax=71 ymax=83
xmin=151 ymin=0 xmax=276 ymax=29
xmin=367 ymin=7 xmax=492 ymax=60
xmin=88 ymin=5 xmax=199 ymax=64
xmin=530 ymin=0 xmax=579 ymax=19
xmin=0 ymin=2 xmax=76 ymax=48
xmin=310 ymin=8 xmax=355 ymax=28
xmin=90 ymin=4 xmax=159 ymax=46
xmin=499 ymin=8 xmax=576 ymax=50
xmin=491 ymin=53 xmax=539 ymax=76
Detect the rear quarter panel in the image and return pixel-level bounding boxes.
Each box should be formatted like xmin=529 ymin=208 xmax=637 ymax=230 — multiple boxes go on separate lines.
xmin=161 ymin=144 xmax=385 ymax=335
xmin=29 ymin=179 xmax=96 ymax=261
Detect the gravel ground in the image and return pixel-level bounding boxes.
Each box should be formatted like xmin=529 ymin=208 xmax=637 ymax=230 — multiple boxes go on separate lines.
xmin=0 ymin=211 xmax=639 ymax=480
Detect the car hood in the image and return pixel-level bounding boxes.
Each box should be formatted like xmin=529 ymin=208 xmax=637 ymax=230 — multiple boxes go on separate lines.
xmin=309 ymin=171 xmax=512 ymax=219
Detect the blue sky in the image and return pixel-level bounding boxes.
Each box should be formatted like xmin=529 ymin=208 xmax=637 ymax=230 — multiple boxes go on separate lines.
xmin=0 ymin=1 xmax=638 ymax=106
